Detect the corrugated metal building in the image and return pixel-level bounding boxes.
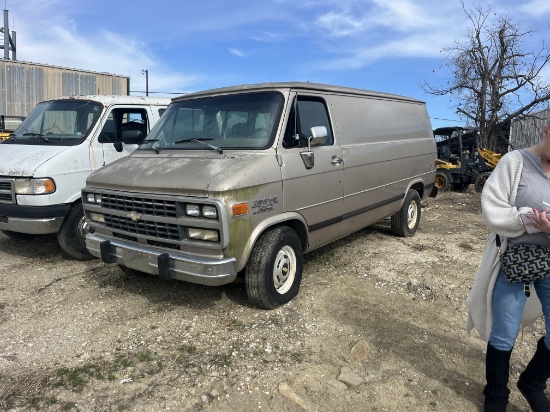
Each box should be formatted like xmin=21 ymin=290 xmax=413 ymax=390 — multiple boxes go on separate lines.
xmin=0 ymin=60 xmax=129 ymax=118
xmin=510 ymin=108 xmax=550 ymax=149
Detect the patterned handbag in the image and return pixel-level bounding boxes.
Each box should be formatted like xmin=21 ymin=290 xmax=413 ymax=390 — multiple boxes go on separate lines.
xmin=496 ymin=234 xmax=550 ymax=296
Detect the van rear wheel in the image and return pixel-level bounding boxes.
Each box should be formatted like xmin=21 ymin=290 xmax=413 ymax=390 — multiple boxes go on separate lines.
xmin=245 ymin=226 xmax=303 ymax=310
xmin=391 ymin=190 xmax=421 ymax=237
xmin=57 ymin=202 xmax=94 ymax=260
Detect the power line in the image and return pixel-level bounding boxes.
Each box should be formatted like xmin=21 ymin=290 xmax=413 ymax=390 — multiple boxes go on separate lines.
xmin=130 ymin=90 xmax=187 ymax=95
xmin=430 ymin=116 xmax=462 ymax=123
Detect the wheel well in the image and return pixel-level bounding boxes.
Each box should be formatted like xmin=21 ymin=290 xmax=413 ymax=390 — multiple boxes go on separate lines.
xmin=268 ymin=220 xmax=308 ymax=252
xmin=409 ymin=182 xmax=424 ymax=198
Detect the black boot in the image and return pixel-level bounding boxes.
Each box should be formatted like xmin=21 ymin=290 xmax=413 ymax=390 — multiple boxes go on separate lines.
xmin=517 ymin=337 xmax=550 ymax=412
xmin=484 ymin=342 xmax=512 ymax=412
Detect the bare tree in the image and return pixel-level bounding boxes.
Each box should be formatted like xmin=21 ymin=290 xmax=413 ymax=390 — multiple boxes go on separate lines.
xmin=423 ymin=2 xmax=550 ymax=151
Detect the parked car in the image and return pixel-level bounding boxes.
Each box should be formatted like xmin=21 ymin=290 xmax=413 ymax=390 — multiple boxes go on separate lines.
xmin=0 ymin=95 xmax=171 ymax=259
xmin=82 ymin=83 xmax=436 ymax=308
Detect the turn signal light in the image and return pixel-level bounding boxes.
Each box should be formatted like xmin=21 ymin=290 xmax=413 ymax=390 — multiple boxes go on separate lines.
xmin=232 ymin=203 xmax=248 ymax=216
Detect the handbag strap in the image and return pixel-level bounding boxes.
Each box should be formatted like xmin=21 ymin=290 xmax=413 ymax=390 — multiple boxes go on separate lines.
xmin=495 ymin=234 xmax=502 ymax=254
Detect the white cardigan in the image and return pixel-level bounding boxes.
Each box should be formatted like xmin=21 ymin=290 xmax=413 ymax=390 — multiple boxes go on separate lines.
xmin=466 ymin=150 xmax=543 ymax=342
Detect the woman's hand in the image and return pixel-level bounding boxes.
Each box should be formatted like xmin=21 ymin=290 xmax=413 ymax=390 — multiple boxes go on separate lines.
xmin=529 ymin=209 xmax=550 ymax=234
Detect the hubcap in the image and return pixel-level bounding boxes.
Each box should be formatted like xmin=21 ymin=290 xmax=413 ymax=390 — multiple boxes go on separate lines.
xmin=407 ymin=202 xmax=418 ymax=230
xmin=77 ymin=216 xmax=90 ymax=243
xmin=273 ymin=245 xmax=296 ymax=294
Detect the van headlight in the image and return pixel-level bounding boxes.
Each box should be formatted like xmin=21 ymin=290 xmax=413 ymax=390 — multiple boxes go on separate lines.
xmin=14 ymin=178 xmax=56 ymax=195
xmin=185 ymin=204 xmax=218 ymax=219
xmin=202 ymin=205 xmax=218 ymax=219
xmin=187 ymin=228 xmax=219 ymax=242
xmin=86 ymin=192 xmax=102 ymax=204
xmin=88 ymin=212 xmax=105 ymax=223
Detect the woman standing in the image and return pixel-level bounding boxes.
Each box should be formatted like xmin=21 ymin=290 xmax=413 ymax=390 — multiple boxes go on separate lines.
xmin=467 ymin=122 xmax=550 ymax=412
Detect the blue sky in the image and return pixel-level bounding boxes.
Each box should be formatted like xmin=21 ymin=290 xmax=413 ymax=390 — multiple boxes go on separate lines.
xmin=4 ymin=0 xmax=550 ymax=129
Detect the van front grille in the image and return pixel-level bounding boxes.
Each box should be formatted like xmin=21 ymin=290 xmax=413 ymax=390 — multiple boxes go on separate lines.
xmin=104 ymin=214 xmax=181 ymax=240
xmin=101 ymin=194 xmax=177 ymax=218
xmin=0 ymin=179 xmax=14 ymax=204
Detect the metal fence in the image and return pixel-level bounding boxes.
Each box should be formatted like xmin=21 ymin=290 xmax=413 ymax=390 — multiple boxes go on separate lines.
xmin=0 ymin=60 xmax=129 ymax=117
xmin=510 ymin=108 xmax=550 ymax=149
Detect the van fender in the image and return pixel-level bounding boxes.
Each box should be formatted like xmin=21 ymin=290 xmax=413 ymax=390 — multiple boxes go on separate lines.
xmin=406 ymin=179 xmax=429 ymax=201
xmin=234 ymin=212 xmax=309 ymax=273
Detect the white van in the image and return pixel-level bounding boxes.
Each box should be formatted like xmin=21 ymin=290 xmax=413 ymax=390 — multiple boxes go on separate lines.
xmin=82 ymin=83 xmax=436 ymax=308
xmin=0 ymin=95 xmax=171 ymax=259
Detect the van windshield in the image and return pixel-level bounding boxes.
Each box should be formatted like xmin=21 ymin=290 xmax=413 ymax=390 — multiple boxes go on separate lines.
xmin=140 ymin=92 xmax=283 ymax=151
xmin=3 ymin=100 xmax=103 ymax=146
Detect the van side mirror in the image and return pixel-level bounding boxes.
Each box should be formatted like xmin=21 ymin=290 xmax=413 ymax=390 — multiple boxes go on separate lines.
xmin=121 ymin=129 xmax=144 ymax=144
xmin=300 ymin=126 xmax=328 ymax=169
xmin=113 ymin=130 xmax=144 ymax=152
xmin=307 ymin=126 xmax=328 ymax=151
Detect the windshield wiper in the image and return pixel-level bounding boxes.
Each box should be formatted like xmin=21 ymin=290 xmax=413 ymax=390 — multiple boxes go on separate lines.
xmin=140 ymin=138 xmax=160 ymax=154
xmin=23 ymin=132 xmax=50 ymax=143
xmin=173 ymin=138 xmax=223 ymax=154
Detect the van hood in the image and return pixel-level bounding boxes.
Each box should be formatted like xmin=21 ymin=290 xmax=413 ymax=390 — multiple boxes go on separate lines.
xmin=0 ymin=144 xmax=70 ymax=176
xmin=86 ymin=152 xmax=243 ymax=197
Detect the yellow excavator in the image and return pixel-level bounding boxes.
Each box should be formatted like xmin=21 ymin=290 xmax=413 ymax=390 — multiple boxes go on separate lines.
xmin=434 ymin=127 xmax=502 ymax=193
xmin=0 ymin=115 xmax=25 ymax=141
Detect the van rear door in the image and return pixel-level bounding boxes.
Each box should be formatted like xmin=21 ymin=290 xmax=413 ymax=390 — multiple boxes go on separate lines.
xmin=278 ymin=93 xmax=344 ymax=249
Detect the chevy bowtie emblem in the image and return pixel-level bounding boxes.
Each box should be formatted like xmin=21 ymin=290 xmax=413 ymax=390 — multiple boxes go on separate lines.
xmin=127 ymin=211 xmax=141 ymax=222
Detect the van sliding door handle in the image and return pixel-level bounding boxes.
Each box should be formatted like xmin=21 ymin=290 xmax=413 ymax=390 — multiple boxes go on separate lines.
xmin=331 ymin=157 xmax=343 ymax=165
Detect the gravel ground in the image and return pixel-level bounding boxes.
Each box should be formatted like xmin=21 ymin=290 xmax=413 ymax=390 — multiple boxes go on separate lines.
xmin=0 ymin=189 xmax=545 ymax=411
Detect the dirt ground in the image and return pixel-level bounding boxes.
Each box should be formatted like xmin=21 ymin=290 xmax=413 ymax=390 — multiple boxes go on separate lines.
xmin=0 ymin=189 xmax=545 ymax=411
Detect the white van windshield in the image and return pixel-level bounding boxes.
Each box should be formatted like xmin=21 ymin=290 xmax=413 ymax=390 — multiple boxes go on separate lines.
xmin=5 ymin=100 xmax=103 ymax=146
xmin=140 ymin=92 xmax=283 ymax=151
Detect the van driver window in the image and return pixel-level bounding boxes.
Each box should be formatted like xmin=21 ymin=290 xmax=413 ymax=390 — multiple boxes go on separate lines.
xmin=99 ymin=109 xmax=148 ymax=143
xmin=284 ymin=97 xmax=333 ymax=148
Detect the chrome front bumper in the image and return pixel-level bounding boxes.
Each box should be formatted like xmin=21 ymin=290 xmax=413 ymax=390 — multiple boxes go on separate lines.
xmin=86 ymin=233 xmax=237 ymax=286
xmin=0 ymin=216 xmax=64 ymax=234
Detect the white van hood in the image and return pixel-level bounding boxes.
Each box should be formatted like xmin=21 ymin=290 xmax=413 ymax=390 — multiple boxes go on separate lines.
xmin=0 ymin=144 xmax=70 ymax=176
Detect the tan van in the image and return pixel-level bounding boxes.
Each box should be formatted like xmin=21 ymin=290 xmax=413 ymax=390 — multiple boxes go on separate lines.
xmin=82 ymin=83 xmax=437 ymax=309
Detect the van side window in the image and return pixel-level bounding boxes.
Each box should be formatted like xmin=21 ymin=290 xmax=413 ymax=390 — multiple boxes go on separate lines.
xmin=284 ymin=97 xmax=333 ymax=148
xmin=98 ymin=108 xmax=148 ymax=143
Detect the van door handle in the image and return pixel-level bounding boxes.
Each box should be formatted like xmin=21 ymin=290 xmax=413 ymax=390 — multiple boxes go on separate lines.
xmin=331 ymin=157 xmax=343 ymax=166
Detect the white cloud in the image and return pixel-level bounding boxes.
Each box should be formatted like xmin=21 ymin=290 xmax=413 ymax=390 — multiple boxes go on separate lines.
xmin=519 ymin=0 xmax=550 ymax=17
xmin=229 ymin=48 xmax=249 ymax=58
xmin=6 ymin=1 xmax=200 ymax=95
xmin=311 ymin=0 xmax=463 ymax=70
xmin=250 ymin=31 xmax=289 ymax=43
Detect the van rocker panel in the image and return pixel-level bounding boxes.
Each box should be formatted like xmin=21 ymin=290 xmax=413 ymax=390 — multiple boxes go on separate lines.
xmin=86 ymin=233 xmax=237 ymax=286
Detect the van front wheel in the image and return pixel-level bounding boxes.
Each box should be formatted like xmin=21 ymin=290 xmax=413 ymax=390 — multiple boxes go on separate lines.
xmin=391 ymin=190 xmax=421 ymax=237
xmin=245 ymin=226 xmax=303 ymax=310
xmin=57 ymin=202 xmax=94 ymax=260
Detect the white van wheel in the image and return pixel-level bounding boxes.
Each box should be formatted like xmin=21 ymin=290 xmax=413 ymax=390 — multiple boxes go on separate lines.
xmin=57 ymin=202 xmax=94 ymax=260
xmin=390 ymin=190 xmax=421 ymax=237
xmin=245 ymin=226 xmax=303 ymax=309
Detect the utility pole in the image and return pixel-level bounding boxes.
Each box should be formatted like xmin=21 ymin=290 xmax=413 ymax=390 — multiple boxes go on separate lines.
xmin=1 ymin=8 xmax=16 ymax=60
xmin=141 ymin=69 xmax=149 ymax=96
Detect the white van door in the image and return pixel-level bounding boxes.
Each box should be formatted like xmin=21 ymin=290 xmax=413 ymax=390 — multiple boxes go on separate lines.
xmin=278 ymin=94 xmax=344 ymax=249
xmin=91 ymin=107 xmax=149 ymax=170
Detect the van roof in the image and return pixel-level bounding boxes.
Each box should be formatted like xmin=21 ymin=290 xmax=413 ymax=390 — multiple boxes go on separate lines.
xmin=174 ymin=82 xmax=424 ymax=104
xmin=47 ymin=95 xmax=172 ymax=105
